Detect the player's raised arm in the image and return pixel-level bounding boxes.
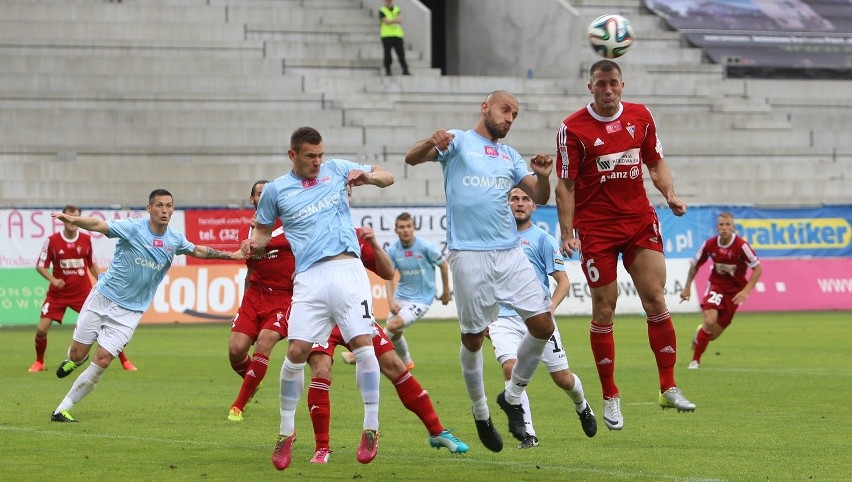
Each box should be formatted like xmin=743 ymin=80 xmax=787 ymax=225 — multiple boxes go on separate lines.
xmin=405 ymin=130 xmax=454 ymax=165
xmin=51 ymin=212 xmax=109 ymax=235
xmin=243 ymin=222 xmax=274 ymax=257
xmin=190 ymin=245 xmax=243 ymax=260
xmin=348 ymin=166 xmax=395 ymax=188
xmin=517 ymin=154 xmax=553 ymax=205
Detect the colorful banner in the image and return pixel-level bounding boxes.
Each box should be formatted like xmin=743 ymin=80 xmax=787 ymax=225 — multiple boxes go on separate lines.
xmin=0 ymin=268 xmax=53 ymax=325
xmin=0 ymin=208 xmax=185 ymax=268
xmin=183 ymin=209 xmax=254 ymax=265
xmin=694 ymin=258 xmax=852 ymax=312
xmin=643 ymin=0 xmax=852 ymax=71
xmin=140 ymin=265 xmax=396 ymax=324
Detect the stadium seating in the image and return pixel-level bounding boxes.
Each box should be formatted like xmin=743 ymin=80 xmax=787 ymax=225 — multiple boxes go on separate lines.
xmin=0 ymin=0 xmax=848 ymax=207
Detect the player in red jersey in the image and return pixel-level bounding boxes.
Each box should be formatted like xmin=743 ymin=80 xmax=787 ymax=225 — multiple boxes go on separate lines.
xmin=305 ymin=223 xmax=469 ymax=464
xmin=30 ymin=204 xmax=136 ymax=373
xmin=227 ymin=180 xmax=295 ymax=422
xmin=680 ymin=212 xmax=762 ymax=369
xmin=554 ymin=59 xmax=695 ymax=431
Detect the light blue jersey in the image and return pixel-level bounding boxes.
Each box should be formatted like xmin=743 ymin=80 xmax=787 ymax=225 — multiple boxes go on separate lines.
xmin=386 ymin=237 xmax=445 ymax=305
xmin=498 ymin=225 xmax=565 ymax=317
xmin=436 ymin=129 xmax=532 ymax=250
xmin=256 ymin=159 xmax=369 ymax=274
xmin=97 ymin=217 xmax=195 ymax=312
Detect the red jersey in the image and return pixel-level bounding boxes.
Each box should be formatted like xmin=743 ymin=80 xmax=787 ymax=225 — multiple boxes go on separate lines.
xmin=691 ymin=234 xmax=760 ymax=293
xmin=242 ymin=220 xmax=295 ymax=291
xmin=557 ymin=101 xmax=663 ymax=227
xmin=356 ymin=227 xmax=378 ymax=274
xmin=37 ymin=231 xmax=94 ymax=300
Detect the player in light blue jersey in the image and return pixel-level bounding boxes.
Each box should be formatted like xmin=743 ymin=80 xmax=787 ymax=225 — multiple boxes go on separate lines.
xmin=382 ymin=212 xmax=451 ymax=369
xmin=405 ymin=91 xmax=555 ymax=452
xmin=489 ymin=188 xmax=597 ymax=448
xmin=243 ymin=127 xmax=394 ymax=470
xmin=49 ymin=189 xmax=243 ymax=423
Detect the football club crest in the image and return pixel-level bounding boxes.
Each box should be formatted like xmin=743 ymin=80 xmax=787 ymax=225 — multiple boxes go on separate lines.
xmin=626 ymin=122 xmax=635 ymax=139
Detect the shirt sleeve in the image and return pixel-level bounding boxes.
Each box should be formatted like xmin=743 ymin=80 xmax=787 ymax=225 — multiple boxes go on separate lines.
xmin=545 ymin=234 xmax=566 ymax=276
xmin=641 ymin=105 xmax=664 ymax=165
xmin=37 ymin=238 xmax=52 ymax=268
xmin=255 ymin=181 xmax=280 ymax=227
xmin=107 ymin=218 xmax=137 ymax=240
xmin=435 ymin=129 xmax=463 ymax=165
xmin=177 ymin=234 xmax=196 ymax=255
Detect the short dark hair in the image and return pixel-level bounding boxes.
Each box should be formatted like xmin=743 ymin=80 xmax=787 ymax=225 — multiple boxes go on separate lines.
xmin=589 ymin=59 xmax=622 ymax=80
xmin=62 ymin=204 xmax=80 ymax=215
xmin=148 ymin=188 xmax=173 ymax=205
xmin=290 ymin=127 xmax=323 ymax=153
xmin=393 ymin=211 xmax=414 ymax=228
xmin=251 ymin=180 xmax=269 ymax=197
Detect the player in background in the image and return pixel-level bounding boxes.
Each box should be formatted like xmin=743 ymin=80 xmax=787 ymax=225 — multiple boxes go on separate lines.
xmin=227 ymin=180 xmax=294 ymax=422
xmin=405 ymin=90 xmax=555 ymax=452
xmin=555 ymin=59 xmax=695 ymax=432
xmin=306 ymin=216 xmax=468 ymax=464
xmin=341 ymin=212 xmax=451 ymax=369
xmin=30 ymin=204 xmax=136 ymax=373
xmin=488 ymin=188 xmax=597 ymax=448
xmin=50 ymin=189 xmax=242 ymax=423
xmin=244 ymin=126 xmax=394 ymax=470
xmin=680 ymin=212 xmax=762 ymax=369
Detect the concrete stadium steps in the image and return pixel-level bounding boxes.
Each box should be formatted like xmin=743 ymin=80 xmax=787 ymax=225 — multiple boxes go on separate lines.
xmin=0 ymin=54 xmax=284 ymax=77
xmin=223 ymin=4 xmax=376 ymax=26
xmin=245 ymin=26 xmax=376 ymax=44
xmin=0 ymin=72 xmax=305 ymax=95
xmin=0 ymin=92 xmax=328 ymax=110
xmin=0 ymin=39 xmax=266 ymax=59
xmin=265 ymin=40 xmax=421 ymax=62
xmin=0 ymin=107 xmax=345 ymax=130
xmin=0 ymin=19 xmax=244 ymax=42
xmin=0 ymin=2 xmax=227 ymax=23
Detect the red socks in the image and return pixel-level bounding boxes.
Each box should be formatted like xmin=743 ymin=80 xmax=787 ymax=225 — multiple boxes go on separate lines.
xmin=590 ymin=322 xmax=618 ymax=399
xmin=308 ymin=377 xmax=331 ymax=450
xmin=230 ymin=355 xmax=251 ymax=378
xmin=393 ymin=371 xmax=443 ymax=436
xmin=34 ymin=335 xmax=47 ymax=363
xmin=693 ymin=327 xmax=712 ymax=363
xmin=647 ymin=312 xmax=677 ymax=391
xmin=232 ymin=353 xmax=269 ymax=411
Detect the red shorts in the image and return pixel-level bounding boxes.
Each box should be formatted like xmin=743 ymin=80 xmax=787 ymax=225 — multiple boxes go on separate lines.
xmin=231 ymin=284 xmax=292 ymax=342
xmin=699 ymin=283 xmax=739 ymax=328
xmin=309 ymin=322 xmax=394 ymax=359
xmin=576 ymin=210 xmax=664 ymax=288
xmin=40 ymin=292 xmax=86 ymax=323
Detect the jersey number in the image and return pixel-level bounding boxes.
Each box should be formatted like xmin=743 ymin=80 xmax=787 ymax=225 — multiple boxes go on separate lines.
xmin=550 ymin=334 xmax=562 ymax=354
xmin=360 ymin=300 xmax=372 ymax=319
xmin=585 ymin=259 xmax=600 ymax=283
xmin=707 ymin=291 xmax=723 ymax=306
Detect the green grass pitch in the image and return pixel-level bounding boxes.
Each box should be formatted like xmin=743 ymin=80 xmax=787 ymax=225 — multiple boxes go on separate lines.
xmin=1 ymin=312 xmax=849 ymax=481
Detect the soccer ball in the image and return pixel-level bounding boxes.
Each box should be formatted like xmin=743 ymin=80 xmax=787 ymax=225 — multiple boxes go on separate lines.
xmin=587 ymin=14 xmax=634 ymax=59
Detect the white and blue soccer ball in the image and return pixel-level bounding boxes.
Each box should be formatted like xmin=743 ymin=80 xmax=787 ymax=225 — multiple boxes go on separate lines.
xmin=587 ymin=14 xmax=634 ymax=59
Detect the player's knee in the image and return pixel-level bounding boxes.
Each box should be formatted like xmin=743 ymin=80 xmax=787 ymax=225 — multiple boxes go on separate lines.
xmin=309 ymin=355 xmax=332 ymax=379
xmin=526 ymin=313 xmax=555 ymax=339
xmin=379 ymin=353 xmax=405 ymax=379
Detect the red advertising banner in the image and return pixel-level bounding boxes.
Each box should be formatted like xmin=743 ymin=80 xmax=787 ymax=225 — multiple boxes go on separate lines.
xmin=183 ymin=209 xmax=254 ymax=265
xmin=695 ymin=258 xmax=852 ymax=312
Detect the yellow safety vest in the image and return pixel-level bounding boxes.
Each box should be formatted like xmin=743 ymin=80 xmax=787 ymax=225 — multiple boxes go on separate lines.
xmin=380 ymin=5 xmax=404 ymax=38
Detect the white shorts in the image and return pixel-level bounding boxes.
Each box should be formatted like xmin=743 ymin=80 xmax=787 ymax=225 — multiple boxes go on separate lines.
xmin=391 ymin=300 xmax=431 ymax=327
xmin=448 ymin=248 xmax=550 ymax=334
xmin=288 ymin=258 xmax=376 ymax=345
xmin=490 ymin=314 xmax=569 ymax=373
xmin=73 ymin=289 xmax=142 ymax=357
